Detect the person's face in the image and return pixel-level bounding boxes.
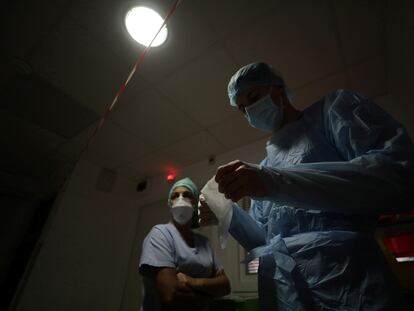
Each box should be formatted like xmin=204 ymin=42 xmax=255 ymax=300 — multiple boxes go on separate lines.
xmin=236 ymin=85 xmax=284 ymax=114
xmin=170 ymin=186 xmax=195 ymax=206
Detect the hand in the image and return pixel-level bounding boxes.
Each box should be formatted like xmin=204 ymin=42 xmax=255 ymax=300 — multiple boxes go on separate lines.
xmin=176 ymin=272 xmax=189 ymax=284
xmin=198 ymin=196 xmax=218 ymax=227
xmin=215 ymin=160 xmax=267 ymax=202
xmin=176 ymin=272 xmax=198 ymax=289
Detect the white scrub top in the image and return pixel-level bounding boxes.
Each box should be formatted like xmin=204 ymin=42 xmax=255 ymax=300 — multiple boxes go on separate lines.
xmin=139 ymin=223 xmax=222 ymax=311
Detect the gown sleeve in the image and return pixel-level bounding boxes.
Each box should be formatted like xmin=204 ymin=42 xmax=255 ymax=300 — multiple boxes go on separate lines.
xmin=258 ymin=90 xmax=414 ymax=214
xmin=228 ymin=200 xmax=267 ymax=251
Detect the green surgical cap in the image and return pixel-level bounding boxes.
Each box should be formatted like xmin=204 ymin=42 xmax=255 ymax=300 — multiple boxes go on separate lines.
xmin=227 ymin=62 xmax=286 ymax=106
xmin=167 ymin=177 xmax=199 ymax=207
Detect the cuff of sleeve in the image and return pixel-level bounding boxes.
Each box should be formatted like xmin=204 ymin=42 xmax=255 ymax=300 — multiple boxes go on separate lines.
xmin=139 ymin=259 xmax=176 ymax=271
xmin=257 ymin=165 xmax=284 ymax=200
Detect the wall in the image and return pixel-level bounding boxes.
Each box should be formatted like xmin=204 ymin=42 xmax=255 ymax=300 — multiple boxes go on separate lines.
xmin=0 ymin=170 xmax=49 ymax=309
xmin=0 ymin=170 xmax=38 ymax=289
xmin=0 ymin=197 xmax=35 ymax=303
xmin=12 ymin=160 xmax=140 ymax=311
xmin=386 ymin=0 xmax=414 ymax=137
xmin=119 ymin=200 xmax=168 ymax=311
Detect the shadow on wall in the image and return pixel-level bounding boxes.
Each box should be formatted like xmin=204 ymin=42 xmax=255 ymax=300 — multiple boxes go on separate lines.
xmin=0 ymin=194 xmax=57 ymax=310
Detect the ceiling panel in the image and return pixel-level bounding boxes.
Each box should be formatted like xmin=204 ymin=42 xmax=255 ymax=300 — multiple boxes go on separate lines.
xmin=32 ymin=17 xmax=144 ymax=116
xmin=293 ymin=71 xmax=349 ymax=110
xmin=158 ymin=44 xmax=239 ymax=127
xmin=133 ymin=1 xmax=218 ymax=83
xmin=208 ymin=114 xmax=269 ymax=150
xmin=4 ymin=0 xmax=64 ymax=60
xmin=162 ymin=130 xmax=227 ymax=167
xmin=348 ymin=54 xmax=387 ymax=99
xmin=110 ymin=87 xmax=203 ymax=149
xmin=81 ymin=121 xmax=154 ymax=169
xmin=29 ymin=152 xmax=66 ymax=179
xmin=57 ymin=122 xmax=97 ymax=159
xmin=65 ymin=0 xmax=218 ymax=84
xmin=375 ymin=95 xmax=414 ymax=138
xmin=224 ymin=0 xmax=343 ymax=89
xmin=194 ymin=0 xmax=279 ymax=41
xmin=2 ymin=73 xmax=99 ymax=139
xmin=0 ymin=113 xmax=66 ymax=175
xmin=121 ymin=149 xmax=184 ymax=179
xmin=333 ymin=0 xmax=385 ymax=65
xmin=63 ymin=0 xmax=146 ymax=64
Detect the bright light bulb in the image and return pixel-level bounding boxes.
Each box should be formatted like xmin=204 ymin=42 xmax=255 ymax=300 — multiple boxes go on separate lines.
xmin=125 ymin=6 xmax=168 ymax=47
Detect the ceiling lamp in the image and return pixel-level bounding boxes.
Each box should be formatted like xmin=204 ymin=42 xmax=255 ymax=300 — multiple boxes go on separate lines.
xmin=125 ymin=6 xmax=168 ymax=47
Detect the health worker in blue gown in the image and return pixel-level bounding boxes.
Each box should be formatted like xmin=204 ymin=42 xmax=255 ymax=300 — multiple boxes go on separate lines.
xmin=199 ymin=62 xmax=414 ymax=310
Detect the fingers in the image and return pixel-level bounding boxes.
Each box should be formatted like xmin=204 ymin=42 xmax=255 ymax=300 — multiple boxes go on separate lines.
xmin=215 ymin=160 xmax=244 ymax=183
xmin=199 ymin=217 xmax=218 ymax=227
xmin=225 ymin=180 xmax=249 ymax=202
xmin=198 ymin=212 xmax=218 ymax=226
xmin=197 ymin=200 xmax=218 ymax=226
xmin=229 ymin=185 xmax=248 ymax=202
xmin=217 ymin=164 xmax=249 ymax=201
xmin=198 ymin=200 xmax=212 ymax=213
xmin=221 ymin=174 xmax=244 ymax=200
xmin=176 ymin=273 xmax=191 ymax=290
xmin=215 ymin=162 xmax=267 ymax=200
xmin=217 ymin=168 xmax=241 ymax=194
xmin=176 ymin=272 xmax=185 ymax=282
xmin=198 ymin=202 xmax=214 ymax=217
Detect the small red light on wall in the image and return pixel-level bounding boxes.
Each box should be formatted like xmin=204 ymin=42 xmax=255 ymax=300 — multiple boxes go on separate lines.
xmin=166 ymin=174 xmax=175 ymax=183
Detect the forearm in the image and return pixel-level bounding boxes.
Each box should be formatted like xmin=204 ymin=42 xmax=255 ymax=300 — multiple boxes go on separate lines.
xmin=229 ymin=204 xmax=266 ymax=250
xmin=259 ymin=159 xmax=411 ymax=214
xmin=186 ymin=271 xmax=230 ymax=297
xmin=155 ymin=268 xmax=211 ymax=310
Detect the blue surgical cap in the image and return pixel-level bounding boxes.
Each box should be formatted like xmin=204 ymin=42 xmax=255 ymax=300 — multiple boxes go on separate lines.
xmin=168 ymin=177 xmax=199 ymax=207
xmin=227 ymin=62 xmax=286 ymax=106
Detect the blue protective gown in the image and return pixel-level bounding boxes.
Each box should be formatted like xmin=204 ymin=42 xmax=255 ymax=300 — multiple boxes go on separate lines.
xmin=229 ymin=90 xmax=413 ymax=310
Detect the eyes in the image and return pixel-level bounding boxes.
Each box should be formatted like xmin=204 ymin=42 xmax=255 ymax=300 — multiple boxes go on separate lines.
xmin=170 ymin=191 xmax=193 ymax=201
xmin=248 ymin=91 xmax=261 ymax=104
xmin=236 ymin=86 xmax=281 ymax=113
xmin=237 ymin=90 xmax=262 ymax=114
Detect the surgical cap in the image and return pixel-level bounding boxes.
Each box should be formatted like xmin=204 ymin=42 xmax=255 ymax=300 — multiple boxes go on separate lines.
xmin=227 ymin=62 xmax=287 ymax=106
xmin=168 ymin=177 xmax=199 ymax=207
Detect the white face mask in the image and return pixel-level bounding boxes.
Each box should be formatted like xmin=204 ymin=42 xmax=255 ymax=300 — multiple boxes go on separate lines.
xmin=171 ymin=195 xmax=194 ymax=225
xmin=245 ymin=91 xmax=284 ymax=132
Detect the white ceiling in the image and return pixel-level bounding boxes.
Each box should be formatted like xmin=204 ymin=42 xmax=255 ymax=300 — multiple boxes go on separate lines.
xmin=0 ymin=0 xmax=388 ymax=185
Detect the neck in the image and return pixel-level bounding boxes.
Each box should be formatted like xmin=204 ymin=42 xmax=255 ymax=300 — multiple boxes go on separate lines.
xmin=281 ymin=96 xmax=303 ymax=127
xmin=172 ymin=220 xmax=192 ymax=236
